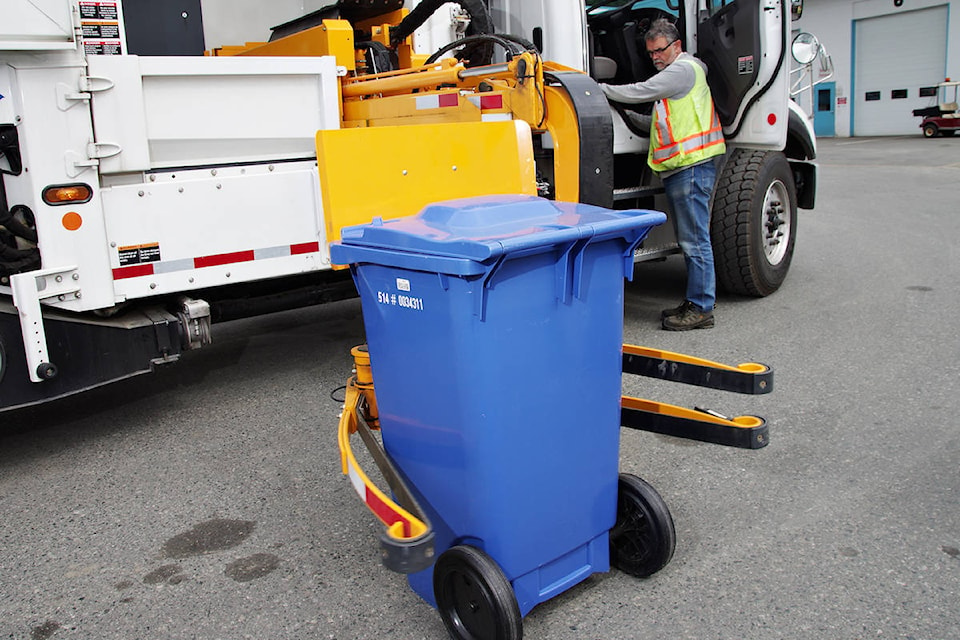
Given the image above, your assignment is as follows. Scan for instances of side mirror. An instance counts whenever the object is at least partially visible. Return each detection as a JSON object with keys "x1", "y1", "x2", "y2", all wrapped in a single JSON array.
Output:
[
  {"x1": 791, "y1": 32, "x2": 819, "y2": 65},
  {"x1": 791, "y1": 0, "x2": 804, "y2": 21}
]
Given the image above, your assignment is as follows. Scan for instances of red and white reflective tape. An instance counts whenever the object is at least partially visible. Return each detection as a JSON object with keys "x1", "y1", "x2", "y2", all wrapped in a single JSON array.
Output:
[
  {"x1": 345, "y1": 453, "x2": 416, "y2": 538},
  {"x1": 467, "y1": 93, "x2": 511, "y2": 121},
  {"x1": 414, "y1": 92, "x2": 508, "y2": 120},
  {"x1": 466, "y1": 94, "x2": 505, "y2": 111},
  {"x1": 415, "y1": 93, "x2": 459, "y2": 110},
  {"x1": 112, "y1": 241, "x2": 320, "y2": 280},
  {"x1": 338, "y1": 384, "x2": 429, "y2": 542}
]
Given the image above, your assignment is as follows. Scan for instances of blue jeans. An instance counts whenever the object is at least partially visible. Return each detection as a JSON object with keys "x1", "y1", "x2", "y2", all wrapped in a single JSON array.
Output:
[{"x1": 661, "y1": 161, "x2": 717, "y2": 312}]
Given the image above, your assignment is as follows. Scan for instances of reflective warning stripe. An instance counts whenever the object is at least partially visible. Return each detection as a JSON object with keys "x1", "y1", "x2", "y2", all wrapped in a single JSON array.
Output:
[
  {"x1": 113, "y1": 263, "x2": 154, "y2": 280},
  {"x1": 338, "y1": 382, "x2": 429, "y2": 541},
  {"x1": 415, "y1": 93, "x2": 459, "y2": 110},
  {"x1": 651, "y1": 102, "x2": 724, "y2": 164},
  {"x1": 466, "y1": 94, "x2": 505, "y2": 111},
  {"x1": 344, "y1": 450, "x2": 415, "y2": 538},
  {"x1": 466, "y1": 93, "x2": 511, "y2": 121},
  {"x1": 112, "y1": 241, "x2": 320, "y2": 280},
  {"x1": 653, "y1": 99, "x2": 674, "y2": 157},
  {"x1": 194, "y1": 249, "x2": 254, "y2": 269}
]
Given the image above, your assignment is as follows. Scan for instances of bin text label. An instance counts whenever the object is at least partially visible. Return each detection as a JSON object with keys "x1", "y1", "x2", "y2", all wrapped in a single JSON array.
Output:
[{"x1": 378, "y1": 290, "x2": 424, "y2": 312}]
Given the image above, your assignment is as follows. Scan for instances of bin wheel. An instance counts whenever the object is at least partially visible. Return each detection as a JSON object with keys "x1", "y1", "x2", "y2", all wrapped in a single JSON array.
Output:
[
  {"x1": 610, "y1": 473, "x2": 676, "y2": 578},
  {"x1": 433, "y1": 545, "x2": 523, "y2": 640}
]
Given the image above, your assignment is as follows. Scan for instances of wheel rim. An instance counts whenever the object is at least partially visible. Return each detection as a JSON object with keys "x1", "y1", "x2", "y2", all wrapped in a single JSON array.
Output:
[
  {"x1": 442, "y1": 566, "x2": 500, "y2": 638},
  {"x1": 761, "y1": 178, "x2": 791, "y2": 266},
  {"x1": 612, "y1": 498, "x2": 658, "y2": 569},
  {"x1": 610, "y1": 474, "x2": 675, "y2": 578}
]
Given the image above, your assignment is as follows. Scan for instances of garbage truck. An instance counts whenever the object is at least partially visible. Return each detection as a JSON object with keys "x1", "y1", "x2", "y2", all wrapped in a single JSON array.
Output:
[{"x1": 0, "y1": 0, "x2": 821, "y2": 411}]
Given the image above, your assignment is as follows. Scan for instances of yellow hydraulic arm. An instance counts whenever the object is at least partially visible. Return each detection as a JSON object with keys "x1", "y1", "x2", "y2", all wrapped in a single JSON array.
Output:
[{"x1": 210, "y1": 15, "x2": 613, "y2": 207}]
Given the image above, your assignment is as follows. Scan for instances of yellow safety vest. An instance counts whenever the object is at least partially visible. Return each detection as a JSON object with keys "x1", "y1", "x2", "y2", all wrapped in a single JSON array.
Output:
[{"x1": 649, "y1": 59, "x2": 726, "y2": 172}]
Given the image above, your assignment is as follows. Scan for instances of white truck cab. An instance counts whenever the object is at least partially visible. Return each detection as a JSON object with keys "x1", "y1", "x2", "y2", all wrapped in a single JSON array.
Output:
[{"x1": 476, "y1": 0, "x2": 818, "y2": 297}]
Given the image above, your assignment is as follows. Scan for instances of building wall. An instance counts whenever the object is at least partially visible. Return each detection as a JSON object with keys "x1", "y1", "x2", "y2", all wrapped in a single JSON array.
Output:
[{"x1": 793, "y1": 0, "x2": 958, "y2": 137}]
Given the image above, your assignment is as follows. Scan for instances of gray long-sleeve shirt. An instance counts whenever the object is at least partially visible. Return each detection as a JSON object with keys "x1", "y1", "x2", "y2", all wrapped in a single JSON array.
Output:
[
  {"x1": 599, "y1": 52, "x2": 705, "y2": 104},
  {"x1": 599, "y1": 53, "x2": 712, "y2": 175}
]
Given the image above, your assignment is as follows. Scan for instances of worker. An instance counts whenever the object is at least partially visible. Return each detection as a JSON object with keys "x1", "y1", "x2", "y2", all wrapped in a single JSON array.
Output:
[{"x1": 599, "y1": 19, "x2": 726, "y2": 331}]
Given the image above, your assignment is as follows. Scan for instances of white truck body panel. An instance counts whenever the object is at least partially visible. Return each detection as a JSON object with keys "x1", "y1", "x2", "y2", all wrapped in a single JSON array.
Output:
[
  {"x1": 103, "y1": 161, "x2": 328, "y2": 302},
  {"x1": 487, "y1": 0, "x2": 590, "y2": 71},
  {"x1": 0, "y1": 65, "x2": 18, "y2": 138},
  {"x1": 89, "y1": 55, "x2": 341, "y2": 173},
  {"x1": 1, "y1": 0, "x2": 76, "y2": 50},
  {"x1": 2, "y1": 50, "x2": 340, "y2": 313},
  {"x1": 2, "y1": 52, "x2": 116, "y2": 312}
]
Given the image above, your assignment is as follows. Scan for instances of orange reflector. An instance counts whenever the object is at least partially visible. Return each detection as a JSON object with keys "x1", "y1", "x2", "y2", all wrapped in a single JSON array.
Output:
[
  {"x1": 62, "y1": 212, "x2": 83, "y2": 231},
  {"x1": 43, "y1": 184, "x2": 93, "y2": 205}
]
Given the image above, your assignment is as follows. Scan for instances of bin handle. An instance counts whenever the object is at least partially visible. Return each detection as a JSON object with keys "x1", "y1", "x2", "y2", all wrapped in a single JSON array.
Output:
[
  {"x1": 338, "y1": 347, "x2": 435, "y2": 573},
  {"x1": 556, "y1": 237, "x2": 590, "y2": 304}
]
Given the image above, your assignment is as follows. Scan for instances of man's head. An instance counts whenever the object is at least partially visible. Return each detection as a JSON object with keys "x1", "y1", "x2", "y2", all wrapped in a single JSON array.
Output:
[{"x1": 645, "y1": 18, "x2": 682, "y2": 71}]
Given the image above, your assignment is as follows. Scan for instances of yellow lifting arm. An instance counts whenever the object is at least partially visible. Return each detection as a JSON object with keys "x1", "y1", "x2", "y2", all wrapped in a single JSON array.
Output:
[{"x1": 337, "y1": 346, "x2": 435, "y2": 573}]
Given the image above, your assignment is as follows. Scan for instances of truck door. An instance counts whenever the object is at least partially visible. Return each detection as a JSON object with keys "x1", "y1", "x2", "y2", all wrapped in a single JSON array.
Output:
[
  {"x1": 485, "y1": 0, "x2": 589, "y2": 71},
  {"x1": 695, "y1": 0, "x2": 788, "y2": 146}
]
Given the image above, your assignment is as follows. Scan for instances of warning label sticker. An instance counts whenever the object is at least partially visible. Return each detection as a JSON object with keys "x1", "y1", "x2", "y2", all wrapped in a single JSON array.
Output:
[
  {"x1": 82, "y1": 23, "x2": 121, "y2": 39},
  {"x1": 738, "y1": 55, "x2": 755, "y2": 75},
  {"x1": 118, "y1": 243, "x2": 161, "y2": 266},
  {"x1": 79, "y1": 1, "x2": 118, "y2": 20},
  {"x1": 79, "y1": 1, "x2": 124, "y2": 55}
]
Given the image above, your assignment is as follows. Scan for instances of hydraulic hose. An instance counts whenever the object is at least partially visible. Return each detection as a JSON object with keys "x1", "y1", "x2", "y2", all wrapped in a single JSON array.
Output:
[
  {"x1": 390, "y1": 0, "x2": 494, "y2": 47},
  {"x1": 391, "y1": 0, "x2": 495, "y2": 66}
]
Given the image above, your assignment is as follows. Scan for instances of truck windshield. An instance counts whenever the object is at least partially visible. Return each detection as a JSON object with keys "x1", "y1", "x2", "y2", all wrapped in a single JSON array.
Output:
[{"x1": 587, "y1": 1, "x2": 676, "y2": 15}]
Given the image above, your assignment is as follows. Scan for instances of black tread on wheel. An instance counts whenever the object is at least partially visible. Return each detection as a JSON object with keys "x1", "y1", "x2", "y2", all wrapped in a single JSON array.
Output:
[
  {"x1": 610, "y1": 473, "x2": 676, "y2": 578},
  {"x1": 433, "y1": 545, "x2": 522, "y2": 640},
  {"x1": 711, "y1": 149, "x2": 798, "y2": 297}
]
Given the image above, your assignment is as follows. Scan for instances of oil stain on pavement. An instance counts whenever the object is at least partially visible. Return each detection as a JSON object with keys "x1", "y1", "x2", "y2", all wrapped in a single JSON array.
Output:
[
  {"x1": 139, "y1": 518, "x2": 280, "y2": 586},
  {"x1": 30, "y1": 621, "x2": 60, "y2": 640},
  {"x1": 142, "y1": 563, "x2": 187, "y2": 585},
  {"x1": 224, "y1": 553, "x2": 280, "y2": 582},
  {"x1": 162, "y1": 518, "x2": 256, "y2": 558}
]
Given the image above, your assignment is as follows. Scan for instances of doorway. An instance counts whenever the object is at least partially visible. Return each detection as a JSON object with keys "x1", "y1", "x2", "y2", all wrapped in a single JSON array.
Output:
[{"x1": 814, "y1": 81, "x2": 835, "y2": 137}]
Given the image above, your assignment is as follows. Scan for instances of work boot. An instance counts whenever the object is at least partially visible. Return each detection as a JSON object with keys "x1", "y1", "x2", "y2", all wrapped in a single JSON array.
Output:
[
  {"x1": 661, "y1": 304, "x2": 715, "y2": 331},
  {"x1": 660, "y1": 299, "x2": 694, "y2": 320}
]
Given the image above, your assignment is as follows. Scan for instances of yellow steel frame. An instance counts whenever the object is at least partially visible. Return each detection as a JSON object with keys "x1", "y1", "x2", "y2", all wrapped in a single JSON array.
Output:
[
  {"x1": 317, "y1": 119, "x2": 537, "y2": 244},
  {"x1": 210, "y1": 13, "x2": 594, "y2": 225},
  {"x1": 338, "y1": 346, "x2": 429, "y2": 543}
]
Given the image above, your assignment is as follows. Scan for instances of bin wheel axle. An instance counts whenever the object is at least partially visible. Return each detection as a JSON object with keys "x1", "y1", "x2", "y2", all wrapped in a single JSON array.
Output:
[
  {"x1": 610, "y1": 473, "x2": 676, "y2": 578},
  {"x1": 434, "y1": 545, "x2": 523, "y2": 640}
]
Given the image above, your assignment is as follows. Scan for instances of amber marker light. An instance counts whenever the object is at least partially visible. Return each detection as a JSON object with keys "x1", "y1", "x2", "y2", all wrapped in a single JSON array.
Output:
[
  {"x1": 42, "y1": 184, "x2": 93, "y2": 205},
  {"x1": 61, "y1": 212, "x2": 83, "y2": 231}
]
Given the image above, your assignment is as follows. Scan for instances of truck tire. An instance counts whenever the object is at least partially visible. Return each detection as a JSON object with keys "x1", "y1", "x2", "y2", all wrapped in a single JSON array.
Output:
[{"x1": 711, "y1": 149, "x2": 797, "y2": 297}]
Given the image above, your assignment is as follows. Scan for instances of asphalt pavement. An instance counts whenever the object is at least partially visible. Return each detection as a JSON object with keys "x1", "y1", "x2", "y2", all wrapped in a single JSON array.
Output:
[{"x1": 1, "y1": 135, "x2": 958, "y2": 639}]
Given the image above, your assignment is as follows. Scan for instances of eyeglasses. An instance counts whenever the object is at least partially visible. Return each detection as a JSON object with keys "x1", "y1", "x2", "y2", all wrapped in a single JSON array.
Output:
[{"x1": 647, "y1": 39, "x2": 678, "y2": 57}]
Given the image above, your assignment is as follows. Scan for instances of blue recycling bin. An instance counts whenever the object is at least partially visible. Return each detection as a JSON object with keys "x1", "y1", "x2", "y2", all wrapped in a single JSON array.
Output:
[{"x1": 330, "y1": 195, "x2": 665, "y2": 621}]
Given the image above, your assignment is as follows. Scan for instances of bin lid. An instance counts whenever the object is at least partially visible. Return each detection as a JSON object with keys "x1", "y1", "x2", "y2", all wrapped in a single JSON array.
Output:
[{"x1": 334, "y1": 195, "x2": 666, "y2": 262}]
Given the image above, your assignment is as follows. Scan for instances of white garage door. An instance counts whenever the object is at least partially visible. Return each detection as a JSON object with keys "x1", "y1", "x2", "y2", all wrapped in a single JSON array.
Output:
[{"x1": 854, "y1": 5, "x2": 949, "y2": 136}]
